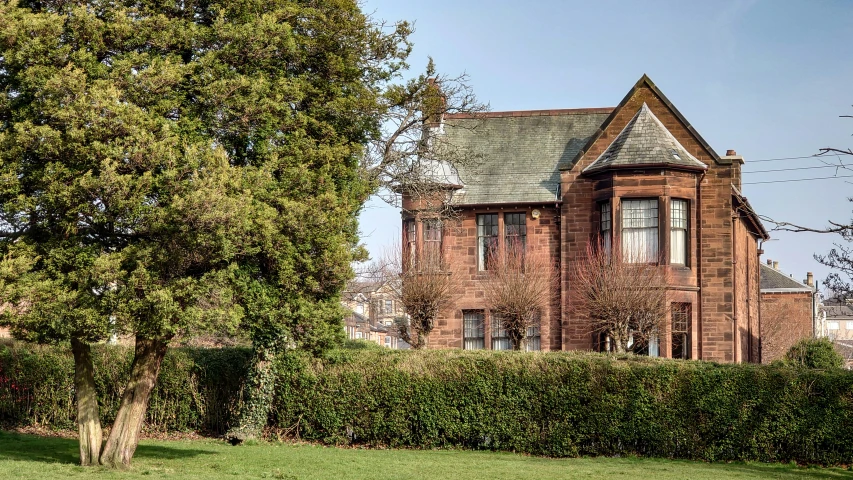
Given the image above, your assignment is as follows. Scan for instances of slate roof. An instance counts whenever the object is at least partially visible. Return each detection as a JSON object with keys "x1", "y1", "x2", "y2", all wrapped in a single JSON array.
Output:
[
  {"x1": 759, "y1": 264, "x2": 813, "y2": 292},
  {"x1": 442, "y1": 109, "x2": 611, "y2": 205},
  {"x1": 822, "y1": 299, "x2": 853, "y2": 320},
  {"x1": 583, "y1": 103, "x2": 707, "y2": 174}
]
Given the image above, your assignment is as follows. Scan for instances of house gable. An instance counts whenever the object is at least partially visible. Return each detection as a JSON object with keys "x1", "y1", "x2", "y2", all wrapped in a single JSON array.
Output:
[{"x1": 565, "y1": 74, "x2": 725, "y2": 173}]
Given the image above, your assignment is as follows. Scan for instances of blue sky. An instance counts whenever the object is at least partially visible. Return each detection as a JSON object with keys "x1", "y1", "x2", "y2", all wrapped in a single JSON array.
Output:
[{"x1": 358, "y1": 0, "x2": 853, "y2": 292}]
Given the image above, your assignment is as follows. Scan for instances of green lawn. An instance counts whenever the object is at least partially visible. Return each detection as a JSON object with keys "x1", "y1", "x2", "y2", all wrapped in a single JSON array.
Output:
[{"x1": 0, "y1": 431, "x2": 851, "y2": 479}]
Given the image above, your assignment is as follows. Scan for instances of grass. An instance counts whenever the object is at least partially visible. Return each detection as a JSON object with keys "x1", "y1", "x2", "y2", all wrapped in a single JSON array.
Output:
[{"x1": 1, "y1": 431, "x2": 852, "y2": 479}]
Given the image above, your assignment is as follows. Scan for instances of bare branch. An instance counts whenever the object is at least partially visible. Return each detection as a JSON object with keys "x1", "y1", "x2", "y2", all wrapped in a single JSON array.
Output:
[
  {"x1": 481, "y1": 241, "x2": 556, "y2": 351},
  {"x1": 379, "y1": 234, "x2": 461, "y2": 349},
  {"x1": 570, "y1": 239, "x2": 671, "y2": 353}
]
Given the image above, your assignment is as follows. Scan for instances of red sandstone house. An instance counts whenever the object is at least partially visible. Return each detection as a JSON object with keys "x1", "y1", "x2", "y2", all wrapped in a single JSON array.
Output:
[
  {"x1": 758, "y1": 260, "x2": 817, "y2": 363},
  {"x1": 401, "y1": 75, "x2": 774, "y2": 363}
]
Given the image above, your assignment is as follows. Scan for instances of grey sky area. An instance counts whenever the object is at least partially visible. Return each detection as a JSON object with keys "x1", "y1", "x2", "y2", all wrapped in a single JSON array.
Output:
[{"x1": 358, "y1": 0, "x2": 853, "y2": 293}]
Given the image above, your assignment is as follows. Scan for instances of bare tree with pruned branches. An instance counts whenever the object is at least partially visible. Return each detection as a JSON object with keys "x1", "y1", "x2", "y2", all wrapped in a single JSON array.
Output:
[
  {"x1": 482, "y1": 242, "x2": 557, "y2": 351},
  {"x1": 760, "y1": 295, "x2": 813, "y2": 363},
  {"x1": 380, "y1": 234, "x2": 460, "y2": 349},
  {"x1": 571, "y1": 240, "x2": 671, "y2": 354}
]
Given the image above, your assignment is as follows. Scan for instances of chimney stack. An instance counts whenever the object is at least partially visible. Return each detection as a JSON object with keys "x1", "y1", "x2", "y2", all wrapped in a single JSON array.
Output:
[
  {"x1": 773, "y1": 261, "x2": 779, "y2": 270},
  {"x1": 722, "y1": 149, "x2": 744, "y2": 190},
  {"x1": 806, "y1": 272, "x2": 814, "y2": 287}
]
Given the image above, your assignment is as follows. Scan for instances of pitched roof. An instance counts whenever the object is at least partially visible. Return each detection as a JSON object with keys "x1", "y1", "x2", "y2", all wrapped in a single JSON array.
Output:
[
  {"x1": 760, "y1": 264, "x2": 813, "y2": 292},
  {"x1": 583, "y1": 103, "x2": 707, "y2": 174},
  {"x1": 822, "y1": 299, "x2": 853, "y2": 320},
  {"x1": 731, "y1": 185, "x2": 770, "y2": 240},
  {"x1": 442, "y1": 109, "x2": 611, "y2": 205},
  {"x1": 564, "y1": 74, "x2": 724, "y2": 171}
]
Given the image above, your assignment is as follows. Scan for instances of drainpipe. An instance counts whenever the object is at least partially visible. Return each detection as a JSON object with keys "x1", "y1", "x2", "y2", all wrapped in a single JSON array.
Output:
[{"x1": 732, "y1": 215, "x2": 739, "y2": 363}]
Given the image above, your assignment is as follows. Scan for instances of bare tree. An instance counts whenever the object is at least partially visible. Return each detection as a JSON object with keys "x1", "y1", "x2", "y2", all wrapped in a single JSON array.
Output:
[
  {"x1": 381, "y1": 236, "x2": 460, "y2": 349},
  {"x1": 361, "y1": 58, "x2": 488, "y2": 219},
  {"x1": 759, "y1": 295, "x2": 813, "y2": 363},
  {"x1": 571, "y1": 240, "x2": 671, "y2": 354},
  {"x1": 482, "y1": 242, "x2": 557, "y2": 350}
]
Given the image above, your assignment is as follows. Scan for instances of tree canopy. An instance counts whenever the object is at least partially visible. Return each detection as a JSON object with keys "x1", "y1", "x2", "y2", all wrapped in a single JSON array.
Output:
[{"x1": 0, "y1": 0, "x2": 414, "y2": 467}]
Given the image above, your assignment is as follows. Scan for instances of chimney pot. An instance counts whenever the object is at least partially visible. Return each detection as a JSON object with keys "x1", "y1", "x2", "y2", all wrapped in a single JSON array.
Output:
[
  {"x1": 726, "y1": 149, "x2": 737, "y2": 156},
  {"x1": 807, "y1": 272, "x2": 814, "y2": 287},
  {"x1": 766, "y1": 259, "x2": 772, "y2": 266},
  {"x1": 773, "y1": 261, "x2": 779, "y2": 270}
]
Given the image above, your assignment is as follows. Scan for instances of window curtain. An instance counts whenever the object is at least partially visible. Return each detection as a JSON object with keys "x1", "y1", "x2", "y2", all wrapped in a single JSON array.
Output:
[
  {"x1": 671, "y1": 199, "x2": 688, "y2": 264},
  {"x1": 463, "y1": 311, "x2": 485, "y2": 350},
  {"x1": 477, "y1": 214, "x2": 498, "y2": 270},
  {"x1": 491, "y1": 315, "x2": 512, "y2": 351},
  {"x1": 526, "y1": 324, "x2": 541, "y2": 351},
  {"x1": 622, "y1": 199, "x2": 659, "y2": 262}
]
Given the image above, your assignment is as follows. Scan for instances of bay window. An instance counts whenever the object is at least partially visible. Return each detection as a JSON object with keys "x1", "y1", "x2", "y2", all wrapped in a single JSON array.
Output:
[
  {"x1": 671, "y1": 199, "x2": 688, "y2": 265},
  {"x1": 404, "y1": 220, "x2": 416, "y2": 267},
  {"x1": 424, "y1": 219, "x2": 442, "y2": 261},
  {"x1": 622, "y1": 199, "x2": 659, "y2": 263},
  {"x1": 600, "y1": 201, "x2": 612, "y2": 254}
]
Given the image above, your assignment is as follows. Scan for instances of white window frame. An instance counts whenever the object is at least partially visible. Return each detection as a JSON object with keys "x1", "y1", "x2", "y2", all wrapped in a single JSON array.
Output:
[
  {"x1": 463, "y1": 310, "x2": 485, "y2": 350},
  {"x1": 671, "y1": 199, "x2": 688, "y2": 265},
  {"x1": 600, "y1": 201, "x2": 612, "y2": 255},
  {"x1": 621, "y1": 199, "x2": 659, "y2": 263},
  {"x1": 477, "y1": 214, "x2": 499, "y2": 271}
]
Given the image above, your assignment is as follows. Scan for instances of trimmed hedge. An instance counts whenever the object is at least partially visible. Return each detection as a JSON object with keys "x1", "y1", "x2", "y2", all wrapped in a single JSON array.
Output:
[
  {"x1": 2, "y1": 341, "x2": 853, "y2": 464},
  {"x1": 0, "y1": 340, "x2": 250, "y2": 433},
  {"x1": 272, "y1": 350, "x2": 853, "y2": 464}
]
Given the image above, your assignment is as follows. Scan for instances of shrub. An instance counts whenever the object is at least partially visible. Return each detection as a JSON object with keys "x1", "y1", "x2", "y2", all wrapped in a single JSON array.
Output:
[
  {"x1": 270, "y1": 350, "x2": 853, "y2": 465},
  {"x1": 3, "y1": 342, "x2": 853, "y2": 465},
  {"x1": 0, "y1": 341, "x2": 250, "y2": 434},
  {"x1": 785, "y1": 338, "x2": 843, "y2": 369}
]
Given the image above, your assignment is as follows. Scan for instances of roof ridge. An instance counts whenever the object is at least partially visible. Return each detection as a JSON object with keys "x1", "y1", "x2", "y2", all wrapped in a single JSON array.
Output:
[
  {"x1": 445, "y1": 107, "x2": 613, "y2": 119},
  {"x1": 759, "y1": 263, "x2": 813, "y2": 291}
]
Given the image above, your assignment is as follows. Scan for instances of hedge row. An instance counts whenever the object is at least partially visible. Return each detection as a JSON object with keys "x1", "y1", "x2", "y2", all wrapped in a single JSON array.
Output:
[
  {"x1": 2, "y1": 341, "x2": 853, "y2": 464},
  {"x1": 0, "y1": 340, "x2": 250, "y2": 433}
]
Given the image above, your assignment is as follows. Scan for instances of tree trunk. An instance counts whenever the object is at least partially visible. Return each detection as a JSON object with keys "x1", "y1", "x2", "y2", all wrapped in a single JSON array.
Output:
[
  {"x1": 71, "y1": 338, "x2": 102, "y2": 467},
  {"x1": 225, "y1": 345, "x2": 277, "y2": 445},
  {"x1": 100, "y1": 336, "x2": 168, "y2": 469}
]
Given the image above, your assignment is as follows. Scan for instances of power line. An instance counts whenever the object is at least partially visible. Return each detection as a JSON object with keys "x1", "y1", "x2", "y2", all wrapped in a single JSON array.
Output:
[
  {"x1": 746, "y1": 155, "x2": 823, "y2": 163},
  {"x1": 743, "y1": 174, "x2": 853, "y2": 185}
]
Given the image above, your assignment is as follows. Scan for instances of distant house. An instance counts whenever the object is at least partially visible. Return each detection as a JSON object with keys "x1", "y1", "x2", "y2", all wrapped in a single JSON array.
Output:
[
  {"x1": 400, "y1": 74, "x2": 768, "y2": 363},
  {"x1": 821, "y1": 298, "x2": 853, "y2": 341},
  {"x1": 342, "y1": 280, "x2": 408, "y2": 349},
  {"x1": 759, "y1": 260, "x2": 817, "y2": 363}
]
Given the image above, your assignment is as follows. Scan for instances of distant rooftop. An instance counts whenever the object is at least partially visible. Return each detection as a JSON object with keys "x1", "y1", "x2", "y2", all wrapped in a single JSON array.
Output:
[{"x1": 759, "y1": 263, "x2": 813, "y2": 293}]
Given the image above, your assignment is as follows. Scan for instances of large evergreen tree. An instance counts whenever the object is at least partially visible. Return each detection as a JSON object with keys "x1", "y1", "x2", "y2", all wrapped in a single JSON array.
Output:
[{"x1": 0, "y1": 0, "x2": 411, "y2": 467}]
